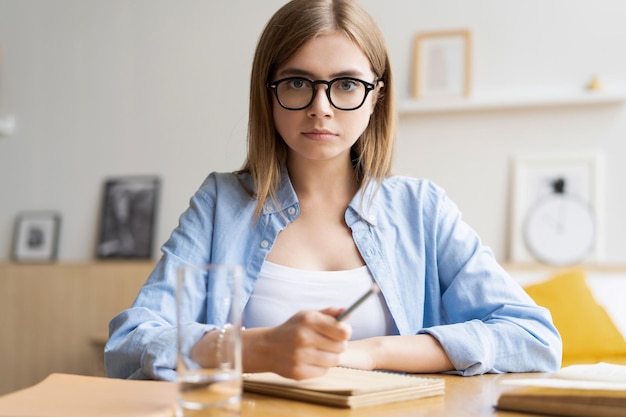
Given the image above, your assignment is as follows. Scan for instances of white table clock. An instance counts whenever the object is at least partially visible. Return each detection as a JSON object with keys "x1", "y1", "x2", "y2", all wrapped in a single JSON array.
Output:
[{"x1": 523, "y1": 178, "x2": 595, "y2": 266}]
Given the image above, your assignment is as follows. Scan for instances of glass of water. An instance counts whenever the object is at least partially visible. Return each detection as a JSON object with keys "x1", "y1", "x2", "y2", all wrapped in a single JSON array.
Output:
[{"x1": 176, "y1": 263, "x2": 243, "y2": 417}]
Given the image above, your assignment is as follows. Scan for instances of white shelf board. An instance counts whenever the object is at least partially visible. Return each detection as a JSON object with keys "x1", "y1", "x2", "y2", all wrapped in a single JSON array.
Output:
[{"x1": 398, "y1": 88, "x2": 626, "y2": 115}]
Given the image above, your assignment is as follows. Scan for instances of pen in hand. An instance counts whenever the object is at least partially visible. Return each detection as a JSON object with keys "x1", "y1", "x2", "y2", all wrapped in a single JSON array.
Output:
[{"x1": 336, "y1": 283, "x2": 380, "y2": 321}]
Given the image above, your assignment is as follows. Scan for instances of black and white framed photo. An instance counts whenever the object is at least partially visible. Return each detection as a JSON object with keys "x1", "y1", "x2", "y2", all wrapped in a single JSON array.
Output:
[
  {"x1": 96, "y1": 176, "x2": 160, "y2": 259},
  {"x1": 509, "y1": 153, "x2": 604, "y2": 265},
  {"x1": 412, "y1": 30, "x2": 472, "y2": 99},
  {"x1": 12, "y1": 211, "x2": 61, "y2": 262}
]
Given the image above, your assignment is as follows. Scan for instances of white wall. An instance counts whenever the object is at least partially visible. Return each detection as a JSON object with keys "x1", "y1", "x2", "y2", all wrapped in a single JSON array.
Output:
[{"x1": 1, "y1": 0, "x2": 625, "y2": 263}]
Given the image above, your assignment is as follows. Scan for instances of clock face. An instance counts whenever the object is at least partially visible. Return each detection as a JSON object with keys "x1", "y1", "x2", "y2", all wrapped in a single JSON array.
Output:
[{"x1": 524, "y1": 194, "x2": 595, "y2": 265}]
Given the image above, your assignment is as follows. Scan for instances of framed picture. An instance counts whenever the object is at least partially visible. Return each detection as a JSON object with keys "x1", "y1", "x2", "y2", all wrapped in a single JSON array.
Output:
[
  {"x1": 509, "y1": 153, "x2": 604, "y2": 264},
  {"x1": 412, "y1": 30, "x2": 472, "y2": 99},
  {"x1": 12, "y1": 211, "x2": 61, "y2": 262},
  {"x1": 96, "y1": 176, "x2": 160, "y2": 259}
]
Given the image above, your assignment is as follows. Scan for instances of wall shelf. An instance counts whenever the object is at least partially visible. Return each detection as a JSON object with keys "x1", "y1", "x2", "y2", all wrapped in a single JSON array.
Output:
[{"x1": 398, "y1": 88, "x2": 626, "y2": 115}]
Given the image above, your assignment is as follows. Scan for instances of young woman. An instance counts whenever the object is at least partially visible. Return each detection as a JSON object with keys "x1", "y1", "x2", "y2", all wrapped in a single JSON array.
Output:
[{"x1": 105, "y1": 0, "x2": 561, "y2": 381}]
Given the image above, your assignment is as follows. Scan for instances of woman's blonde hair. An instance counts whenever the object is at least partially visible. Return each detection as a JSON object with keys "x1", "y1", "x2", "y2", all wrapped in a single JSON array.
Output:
[{"x1": 240, "y1": 0, "x2": 396, "y2": 217}]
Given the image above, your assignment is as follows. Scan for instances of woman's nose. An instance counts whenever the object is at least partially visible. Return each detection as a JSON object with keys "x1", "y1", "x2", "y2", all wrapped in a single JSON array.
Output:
[{"x1": 307, "y1": 85, "x2": 333, "y2": 117}]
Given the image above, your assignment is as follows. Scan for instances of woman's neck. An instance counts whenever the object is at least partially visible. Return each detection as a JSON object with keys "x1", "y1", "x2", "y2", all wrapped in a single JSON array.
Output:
[{"x1": 287, "y1": 155, "x2": 358, "y2": 202}]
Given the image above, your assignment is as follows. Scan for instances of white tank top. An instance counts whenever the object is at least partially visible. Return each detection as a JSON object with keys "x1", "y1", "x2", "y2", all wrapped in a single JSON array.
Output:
[{"x1": 244, "y1": 261, "x2": 395, "y2": 340}]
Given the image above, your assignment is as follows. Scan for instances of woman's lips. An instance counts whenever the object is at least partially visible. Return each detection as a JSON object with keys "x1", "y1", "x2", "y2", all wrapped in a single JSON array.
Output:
[{"x1": 302, "y1": 129, "x2": 337, "y2": 141}]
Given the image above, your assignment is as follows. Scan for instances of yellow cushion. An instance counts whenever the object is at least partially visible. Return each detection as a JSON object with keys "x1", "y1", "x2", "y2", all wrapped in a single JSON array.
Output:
[{"x1": 524, "y1": 269, "x2": 626, "y2": 359}]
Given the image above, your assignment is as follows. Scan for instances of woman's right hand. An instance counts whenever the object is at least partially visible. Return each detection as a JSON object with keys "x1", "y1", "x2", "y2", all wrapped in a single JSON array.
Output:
[{"x1": 242, "y1": 307, "x2": 352, "y2": 380}]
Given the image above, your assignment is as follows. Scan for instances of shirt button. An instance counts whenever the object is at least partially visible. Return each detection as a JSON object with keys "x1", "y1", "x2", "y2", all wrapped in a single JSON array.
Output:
[
  {"x1": 260, "y1": 240, "x2": 269, "y2": 249},
  {"x1": 287, "y1": 207, "x2": 296, "y2": 215}
]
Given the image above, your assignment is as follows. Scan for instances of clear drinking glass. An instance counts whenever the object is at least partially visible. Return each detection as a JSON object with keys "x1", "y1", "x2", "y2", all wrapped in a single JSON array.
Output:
[{"x1": 176, "y1": 263, "x2": 243, "y2": 417}]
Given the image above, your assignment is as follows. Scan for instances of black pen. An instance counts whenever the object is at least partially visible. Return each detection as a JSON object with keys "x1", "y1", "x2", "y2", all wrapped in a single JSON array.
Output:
[{"x1": 336, "y1": 283, "x2": 380, "y2": 321}]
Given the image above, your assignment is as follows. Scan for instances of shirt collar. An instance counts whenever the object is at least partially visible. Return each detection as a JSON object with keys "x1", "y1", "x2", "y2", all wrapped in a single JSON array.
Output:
[
  {"x1": 261, "y1": 166, "x2": 299, "y2": 215},
  {"x1": 261, "y1": 166, "x2": 380, "y2": 227},
  {"x1": 347, "y1": 179, "x2": 379, "y2": 227}
]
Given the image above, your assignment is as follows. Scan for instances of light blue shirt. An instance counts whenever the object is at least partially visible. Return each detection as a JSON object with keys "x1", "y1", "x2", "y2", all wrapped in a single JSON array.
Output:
[{"x1": 105, "y1": 169, "x2": 562, "y2": 380}]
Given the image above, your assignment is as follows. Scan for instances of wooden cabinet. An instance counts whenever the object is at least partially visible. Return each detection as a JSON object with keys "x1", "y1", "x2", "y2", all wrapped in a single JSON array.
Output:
[{"x1": 0, "y1": 262, "x2": 154, "y2": 395}]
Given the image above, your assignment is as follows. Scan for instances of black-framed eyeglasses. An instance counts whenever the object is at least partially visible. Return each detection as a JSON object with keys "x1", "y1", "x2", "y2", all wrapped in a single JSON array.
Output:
[{"x1": 267, "y1": 77, "x2": 377, "y2": 111}]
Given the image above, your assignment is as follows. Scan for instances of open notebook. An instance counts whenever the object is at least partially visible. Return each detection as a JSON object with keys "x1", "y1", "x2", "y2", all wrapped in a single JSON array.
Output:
[{"x1": 243, "y1": 366, "x2": 445, "y2": 408}]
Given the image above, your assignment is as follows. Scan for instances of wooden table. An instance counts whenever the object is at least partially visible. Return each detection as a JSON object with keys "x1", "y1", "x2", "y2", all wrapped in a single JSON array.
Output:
[
  {"x1": 0, "y1": 371, "x2": 552, "y2": 416},
  {"x1": 239, "y1": 372, "x2": 549, "y2": 417}
]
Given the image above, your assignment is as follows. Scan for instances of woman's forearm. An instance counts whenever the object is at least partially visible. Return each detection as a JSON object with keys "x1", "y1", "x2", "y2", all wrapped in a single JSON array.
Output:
[{"x1": 342, "y1": 334, "x2": 454, "y2": 373}]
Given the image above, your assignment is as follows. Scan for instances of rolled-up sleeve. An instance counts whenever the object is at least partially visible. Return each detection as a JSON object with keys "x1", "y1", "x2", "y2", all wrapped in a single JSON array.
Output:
[{"x1": 419, "y1": 188, "x2": 562, "y2": 375}]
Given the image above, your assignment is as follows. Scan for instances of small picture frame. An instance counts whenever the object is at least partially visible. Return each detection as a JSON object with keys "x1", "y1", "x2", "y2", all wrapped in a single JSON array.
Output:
[
  {"x1": 96, "y1": 176, "x2": 160, "y2": 259},
  {"x1": 12, "y1": 211, "x2": 61, "y2": 262},
  {"x1": 412, "y1": 30, "x2": 472, "y2": 99},
  {"x1": 509, "y1": 153, "x2": 604, "y2": 264}
]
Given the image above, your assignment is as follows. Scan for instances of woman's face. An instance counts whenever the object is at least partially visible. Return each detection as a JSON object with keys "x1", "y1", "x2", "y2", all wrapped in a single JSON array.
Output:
[{"x1": 271, "y1": 32, "x2": 381, "y2": 166}]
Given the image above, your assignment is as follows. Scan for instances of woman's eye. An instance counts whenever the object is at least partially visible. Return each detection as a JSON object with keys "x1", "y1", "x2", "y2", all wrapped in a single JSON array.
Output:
[
  {"x1": 288, "y1": 79, "x2": 308, "y2": 89},
  {"x1": 337, "y1": 79, "x2": 358, "y2": 92}
]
